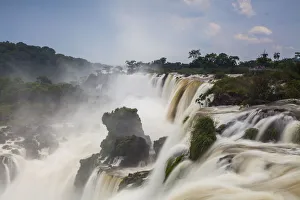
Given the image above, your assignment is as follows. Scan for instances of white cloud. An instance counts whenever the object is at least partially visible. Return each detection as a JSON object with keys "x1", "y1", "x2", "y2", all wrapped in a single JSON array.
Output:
[
  {"x1": 249, "y1": 26, "x2": 272, "y2": 35},
  {"x1": 183, "y1": 0, "x2": 211, "y2": 10},
  {"x1": 232, "y1": 0, "x2": 255, "y2": 17},
  {"x1": 235, "y1": 33, "x2": 272, "y2": 44},
  {"x1": 205, "y1": 22, "x2": 221, "y2": 36}
]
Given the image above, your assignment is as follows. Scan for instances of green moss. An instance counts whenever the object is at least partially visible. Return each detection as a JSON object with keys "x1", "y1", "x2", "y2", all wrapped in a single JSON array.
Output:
[
  {"x1": 164, "y1": 155, "x2": 185, "y2": 182},
  {"x1": 182, "y1": 116, "x2": 190, "y2": 124},
  {"x1": 260, "y1": 128, "x2": 280, "y2": 143},
  {"x1": 189, "y1": 116, "x2": 217, "y2": 161},
  {"x1": 243, "y1": 128, "x2": 259, "y2": 140}
]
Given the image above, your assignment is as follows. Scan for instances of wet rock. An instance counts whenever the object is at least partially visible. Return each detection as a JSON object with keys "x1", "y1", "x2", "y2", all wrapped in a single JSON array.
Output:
[
  {"x1": 112, "y1": 135, "x2": 149, "y2": 167},
  {"x1": 243, "y1": 128, "x2": 259, "y2": 140},
  {"x1": 153, "y1": 137, "x2": 167, "y2": 157},
  {"x1": 74, "y1": 153, "x2": 101, "y2": 190},
  {"x1": 118, "y1": 170, "x2": 150, "y2": 191},
  {"x1": 100, "y1": 107, "x2": 151, "y2": 166}
]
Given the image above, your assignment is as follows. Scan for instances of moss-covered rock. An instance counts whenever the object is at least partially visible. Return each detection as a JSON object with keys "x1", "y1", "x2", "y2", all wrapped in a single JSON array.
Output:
[
  {"x1": 153, "y1": 137, "x2": 167, "y2": 157},
  {"x1": 164, "y1": 154, "x2": 185, "y2": 182},
  {"x1": 243, "y1": 128, "x2": 259, "y2": 140},
  {"x1": 260, "y1": 127, "x2": 280, "y2": 143},
  {"x1": 216, "y1": 124, "x2": 227, "y2": 135},
  {"x1": 118, "y1": 170, "x2": 150, "y2": 191},
  {"x1": 189, "y1": 116, "x2": 217, "y2": 161},
  {"x1": 182, "y1": 116, "x2": 190, "y2": 124}
]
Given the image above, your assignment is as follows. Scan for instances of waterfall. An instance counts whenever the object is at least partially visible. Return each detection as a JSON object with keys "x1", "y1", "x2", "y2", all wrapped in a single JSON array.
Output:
[{"x1": 1, "y1": 73, "x2": 300, "y2": 200}]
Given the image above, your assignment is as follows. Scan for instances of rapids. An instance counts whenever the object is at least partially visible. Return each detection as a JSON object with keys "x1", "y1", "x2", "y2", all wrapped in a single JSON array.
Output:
[{"x1": 0, "y1": 73, "x2": 300, "y2": 200}]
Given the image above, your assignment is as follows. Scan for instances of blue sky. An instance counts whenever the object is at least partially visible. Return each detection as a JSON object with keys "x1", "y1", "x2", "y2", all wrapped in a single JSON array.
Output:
[{"x1": 1, "y1": 0, "x2": 299, "y2": 65}]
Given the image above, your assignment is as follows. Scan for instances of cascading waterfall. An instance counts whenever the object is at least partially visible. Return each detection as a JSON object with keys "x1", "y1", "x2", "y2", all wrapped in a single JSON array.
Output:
[{"x1": 1, "y1": 73, "x2": 300, "y2": 200}]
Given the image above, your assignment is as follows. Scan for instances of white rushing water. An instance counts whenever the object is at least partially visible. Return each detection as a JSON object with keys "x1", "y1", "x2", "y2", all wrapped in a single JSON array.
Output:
[{"x1": 0, "y1": 73, "x2": 300, "y2": 200}]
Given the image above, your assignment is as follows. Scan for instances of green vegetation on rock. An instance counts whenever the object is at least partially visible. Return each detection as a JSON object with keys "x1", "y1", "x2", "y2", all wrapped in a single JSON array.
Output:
[
  {"x1": 189, "y1": 116, "x2": 217, "y2": 161},
  {"x1": 243, "y1": 128, "x2": 259, "y2": 140},
  {"x1": 260, "y1": 127, "x2": 280, "y2": 143},
  {"x1": 164, "y1": 154, "x2": 185, "y2": 182}
]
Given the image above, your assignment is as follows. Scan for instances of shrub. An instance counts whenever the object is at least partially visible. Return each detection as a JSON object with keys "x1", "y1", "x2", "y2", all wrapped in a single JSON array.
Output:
[{"x1": 189, "y1": 116, "x2": 217, "y2": 161}]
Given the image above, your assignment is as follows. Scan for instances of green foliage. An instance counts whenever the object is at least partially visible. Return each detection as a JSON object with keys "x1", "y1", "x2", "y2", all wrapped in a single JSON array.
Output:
[
  {"x1": 201, "y1": 71, "x2": 300, "y2": 106},
  {"x1": 0, "y1": 41, "x2": 101, "y2": 81},
  {"x1": 243, "y1": 128, "x2": 259, "y2": 140},
  {"x1": 164, "y1": 154, "x2": 185, "y2": 182},
  {"x1": 0, "y1": 76, "x2": 85, "y2": 124},
  {"x1": 189, "y1": 116, "x2": 217, "y2": 161},
  {"x1": 214, "y1": 72, "x2": 227, "y2": 79}
]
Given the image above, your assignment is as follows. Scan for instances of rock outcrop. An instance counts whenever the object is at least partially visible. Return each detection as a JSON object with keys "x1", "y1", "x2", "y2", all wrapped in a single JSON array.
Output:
[
  {"x1": 118, "y1": 170, "x2": 150, "y2": 191},
  {"x1": 153, "y1": 137, "x2": 167, "y2": 157},
  {"x1": 100, "y1": 107, "x2": 151, "y2": 166}
]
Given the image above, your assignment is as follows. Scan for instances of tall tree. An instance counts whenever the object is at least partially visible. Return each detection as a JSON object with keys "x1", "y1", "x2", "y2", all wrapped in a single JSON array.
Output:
[{"x1": 188, "y1": 49, "x2": 201, "y2": 60}]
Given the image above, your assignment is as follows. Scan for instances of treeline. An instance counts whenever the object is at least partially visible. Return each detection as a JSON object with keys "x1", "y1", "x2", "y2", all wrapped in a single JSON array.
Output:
[
  {"x1": 126, "y1": 50, "x2": 300, "y2": 75},
  {"x1": 0, "y1": 76, "x2": 85, "y2": 125},
  {"x1": 0, "y1": 42, "x2": 107, "y2": 82}
]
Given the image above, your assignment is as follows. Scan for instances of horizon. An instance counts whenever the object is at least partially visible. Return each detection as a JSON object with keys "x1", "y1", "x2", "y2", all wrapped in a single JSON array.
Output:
[{"x1": 1, "y1": 0, "x2": 299, "y2": 65}]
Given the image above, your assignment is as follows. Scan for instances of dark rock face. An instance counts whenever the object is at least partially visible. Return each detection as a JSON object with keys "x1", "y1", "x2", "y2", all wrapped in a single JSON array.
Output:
[
  {"x1": 102, "y1": 107, "x2": 145, "y2": 139},
  {"x1": 113, "y1": 135, "x2": 149, "y2": 167},
  {"x1": 118, "y1": 170, "x2": 150, "y2": 191},
  {"x1": 153, "y1": 137, "x2": 167, "y2": 157},
  {"x1": 74, "y1": 107, "x2": 151, "y2": 192},
  {"x1": 74, "y1": 153, "x2": 101, "y2": 191},
  {"x1": 100, "y1": 107, "x2": 151, "y2": 166}
]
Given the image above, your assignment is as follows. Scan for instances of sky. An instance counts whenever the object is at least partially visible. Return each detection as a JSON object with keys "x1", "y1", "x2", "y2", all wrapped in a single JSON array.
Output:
[{"x1": 1, "y1": 0, "x2": 299, "y2": 65}]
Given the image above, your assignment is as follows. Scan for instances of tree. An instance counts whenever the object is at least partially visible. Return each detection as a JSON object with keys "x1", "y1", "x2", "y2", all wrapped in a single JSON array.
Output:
[
  {"x1": 273, "y1": 52, "x2": 280, "y2": 60},
  {"x1": 188, "y1": 49, "x2": 201, "y2": 60},
  {"x1": 229, "y1": 56, "x2": 240, "y2": 67},
  {"x1": 160, "y1": 57, "x2": 167, "y2": 65}
]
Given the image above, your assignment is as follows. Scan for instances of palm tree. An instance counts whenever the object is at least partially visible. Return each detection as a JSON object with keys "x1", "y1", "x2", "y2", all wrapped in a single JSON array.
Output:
[{"x1": 273, "y1": 52, "x2": 280, "y2": 60}]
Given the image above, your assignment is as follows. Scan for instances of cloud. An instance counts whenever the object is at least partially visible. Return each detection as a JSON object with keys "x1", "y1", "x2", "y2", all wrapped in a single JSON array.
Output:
[
  {"x1": 205, "y1": 22, "x2": 221, "y2": 36},
  {"x1": 235, "y1": 25, "x2": 273, "y2": 44},
  {"x1": 235, "y1": 33, "x2": 272, "y2": 44},
  {"x1": 183, "y1": 0, "x2": 211, "y2": 10},
  {"x1": 249, "y1": 26, "x2": 272, "y2": 35},
  {"x1": 232, "y1": 0, "x2": 255, "y2": 17}
]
